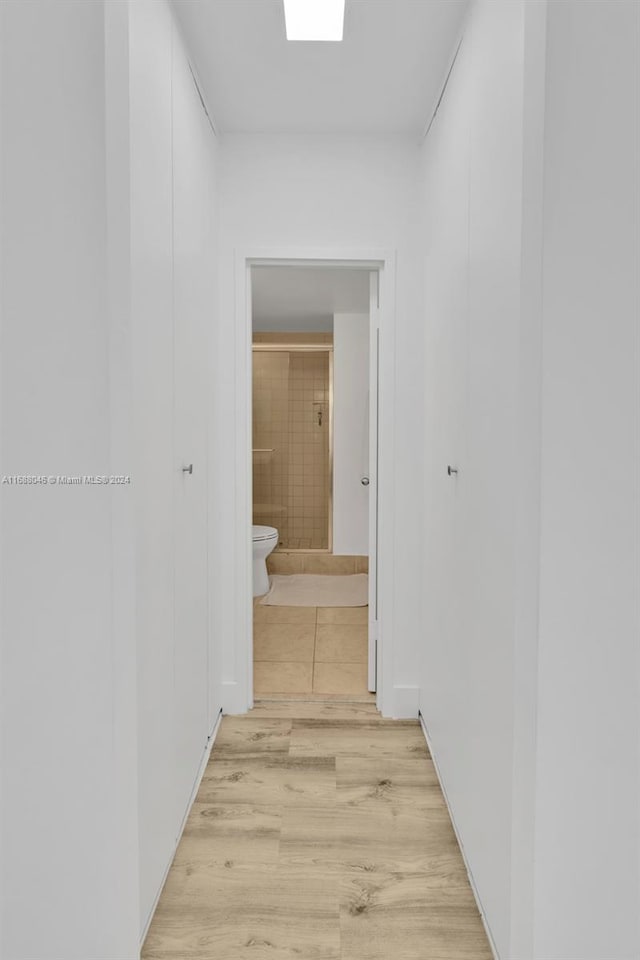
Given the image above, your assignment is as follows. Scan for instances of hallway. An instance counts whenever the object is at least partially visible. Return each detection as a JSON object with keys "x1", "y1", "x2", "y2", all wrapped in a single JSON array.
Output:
[
  {"x1": 1, "y1": 2, "x2": 638, "y2": 958},
  {"x1": 142, "y1": 703, "x2": 492, "y2": 959}
]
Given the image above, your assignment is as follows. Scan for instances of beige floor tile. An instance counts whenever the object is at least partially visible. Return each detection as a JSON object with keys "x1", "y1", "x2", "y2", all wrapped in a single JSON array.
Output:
[
  {"x1": 254, "y1": 604, "x2": 317, "y2": 624},
  {"x1": 289, "y1": 719, "x2": 429, "y2": 759},
  {"x1": 312, "y1": 661, "x2": 369, "y2": 696},
  {"x1": 315, "y1": 625, "x2": 368, "y2": 663},
  {"x1": 254, "y1": 660, "x2": 313, "y2": 694},
  {"x1": 253, "y1": 623, "x2": 315, "y2": 662},
  {"x1": 316, "y1": 606, "x2": 368, "y2": 625},
  {"x1": 302, "y1": 555, "x2": 356, "y2": 575}
]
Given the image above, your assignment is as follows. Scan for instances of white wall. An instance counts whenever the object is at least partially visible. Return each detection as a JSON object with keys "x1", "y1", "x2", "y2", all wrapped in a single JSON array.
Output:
[
  {"x1": 217, "y1": 135, "x2": 423, "y2": 716},
  {"x1": 333, "y1": 313, "x2": 369, "y2": 555},
  {"x1": 533, "y1": 4, "x2": 640, "y2": 957},
  {"x1": 0, "y1": 3, "x2": 139, "y2": 957},
  {"x1": 420, "y1": 2, "x2": 640, "y2": 959},
  {"x1": 0, "y1": 2, "x2": 221, "y2": 955},
  {"x1": 129, "y1": 0, "x2": 176, "y2": 934},
  {"x1": 129, "y1": 0, "x2": 220, "y2": 936},
  {"x1": 419, "y1": 4, "x2": 531, "y2": 956}
]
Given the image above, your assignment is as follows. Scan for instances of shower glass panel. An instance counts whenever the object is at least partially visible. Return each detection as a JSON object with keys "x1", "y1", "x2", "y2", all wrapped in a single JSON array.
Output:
[{"x1": 252, "y1": 347, "x2": 332, "y2": 550}]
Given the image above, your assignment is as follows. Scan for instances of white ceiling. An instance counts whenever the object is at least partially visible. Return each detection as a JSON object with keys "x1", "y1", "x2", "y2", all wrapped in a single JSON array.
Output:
[
  {"x1": 172, "y1": 0, "x2": 469, "y2": 134},
  {"x1": 252, "y1": 266, "x2": 370, "y2": 330}
]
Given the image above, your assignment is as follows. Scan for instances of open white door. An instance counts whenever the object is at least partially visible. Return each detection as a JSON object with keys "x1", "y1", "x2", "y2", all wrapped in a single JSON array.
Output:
[{"x1": 367, "y1": 271, "x2": 380, "y2": 692}]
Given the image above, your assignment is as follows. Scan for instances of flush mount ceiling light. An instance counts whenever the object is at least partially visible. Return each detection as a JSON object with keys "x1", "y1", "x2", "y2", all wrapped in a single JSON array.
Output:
[{"x1": 283, "y1": 0, "x2": 345, "y2": 41}]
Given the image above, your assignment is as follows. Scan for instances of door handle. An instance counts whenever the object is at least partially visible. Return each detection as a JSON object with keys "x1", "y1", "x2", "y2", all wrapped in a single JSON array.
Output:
[
  {"x1": 182, "y1": 464, "x2": 193, "y2": 475},
  {"x1": 447, "y1": 465, "x2": 458, "y2": 476},
  {"x1": 361, "y1": 476, "x2": 370, "y2": 486}
]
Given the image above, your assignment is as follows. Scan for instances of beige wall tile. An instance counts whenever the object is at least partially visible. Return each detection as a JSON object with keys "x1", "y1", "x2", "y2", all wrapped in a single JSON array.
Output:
[
  {"x1": 303, "y1": 555, "x2": 357, "y2": 575},
  {"x1": 267, "y1": 553, "x2": 304, "y2": 574},
  {"x1": 355, "y1": 556, "x2": 369, "y2": 574}
]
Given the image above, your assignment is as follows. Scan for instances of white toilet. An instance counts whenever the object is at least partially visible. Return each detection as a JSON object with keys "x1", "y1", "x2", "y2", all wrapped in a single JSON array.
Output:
[{"x1": 252, "y1": 525, "x2": 278, "y2": 597}]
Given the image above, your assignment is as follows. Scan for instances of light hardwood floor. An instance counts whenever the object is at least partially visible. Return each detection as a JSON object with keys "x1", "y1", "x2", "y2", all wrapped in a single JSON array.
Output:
[
  {"x1": 253, "y1": 603, "x2": 375, "y2": 700},
  {"x1": 142, "y1": 703, "x2": 492, "y2": 960}
]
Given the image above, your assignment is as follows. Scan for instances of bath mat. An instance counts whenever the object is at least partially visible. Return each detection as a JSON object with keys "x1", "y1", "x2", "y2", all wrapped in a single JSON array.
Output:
[{"x1": 261, "y1": 573, "x2": 368, "y2": 607}]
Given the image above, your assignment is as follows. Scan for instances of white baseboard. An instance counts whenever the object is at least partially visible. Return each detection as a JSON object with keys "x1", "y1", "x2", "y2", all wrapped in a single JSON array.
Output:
[
  {"x1": 139, "y1": 709, "x2": 223, "y2": 950},
  {"x1": 418, "y1": 711, "x2": 500, "y2": 960},
  {"x1": 221, "y1": 678, "x2": 251, "y2": 716},
  {"x1": 392, "y1": 684, "x2": 420, "y2": 718}
]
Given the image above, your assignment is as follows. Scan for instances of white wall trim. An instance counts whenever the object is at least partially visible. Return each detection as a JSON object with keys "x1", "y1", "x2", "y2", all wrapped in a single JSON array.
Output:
[
  {"x1": 221, "y1": 679, "x2": 246, "y2": 716},
  {"x1": 392, "y1": 684, "x2": 420, "y2": 719},
  {"x1": 419, "y1": 711, "x2": 500, "y2": 960},
  {"x1": 139, "y1": 708, "x2": 223, "y2": 947},
  {"x1": 233, "y1": 247, "x2": 397, "y2": 717}
]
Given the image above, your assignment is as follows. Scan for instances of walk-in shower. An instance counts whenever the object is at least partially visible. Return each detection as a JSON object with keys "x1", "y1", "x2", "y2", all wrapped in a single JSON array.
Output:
[{"x1": 252, "y1": 343, "x2": 333, "y2": 551}]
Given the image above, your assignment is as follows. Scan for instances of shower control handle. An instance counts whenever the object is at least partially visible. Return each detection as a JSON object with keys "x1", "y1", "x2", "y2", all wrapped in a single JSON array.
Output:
[{"x1": 361, "y1": 476, "x2": 370, "y2": 486}]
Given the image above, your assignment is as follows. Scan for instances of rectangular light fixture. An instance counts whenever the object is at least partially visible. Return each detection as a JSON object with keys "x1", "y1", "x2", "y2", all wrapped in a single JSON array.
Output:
[{"x1": 284, "y1": 0, "x2": 345, "y2": 41}]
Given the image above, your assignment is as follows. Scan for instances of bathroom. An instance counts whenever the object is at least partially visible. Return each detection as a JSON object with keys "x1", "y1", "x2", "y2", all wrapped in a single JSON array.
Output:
[{"x1": 250, "y1": 264, "x2": 375, "y2": 699}]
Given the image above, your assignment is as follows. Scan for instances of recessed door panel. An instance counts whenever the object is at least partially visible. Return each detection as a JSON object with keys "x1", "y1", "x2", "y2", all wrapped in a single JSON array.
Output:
[
  {"x1": 130, "y1": 0, "x2": 176, "y2": 930},
  {"x1": 171, "y1": 34, "x2": 211, "y2": 823}
]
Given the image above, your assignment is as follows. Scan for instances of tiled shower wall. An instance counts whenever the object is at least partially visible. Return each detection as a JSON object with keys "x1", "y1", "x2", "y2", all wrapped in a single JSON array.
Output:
[
  {"x1": 252, "y1": 351, "x2": 289, "y2": 536},
  {"x1": 252, "y1": 343, "x2": 331, "y2": 550},
  {"x1": 287, "y1": 352, "x2": 330, "y2": 549}
]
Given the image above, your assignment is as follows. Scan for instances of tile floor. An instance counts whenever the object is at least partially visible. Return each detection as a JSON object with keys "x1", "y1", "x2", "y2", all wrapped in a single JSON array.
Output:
[{"x1": 253, "y1": 601, "x2": 373, "y2": 699}]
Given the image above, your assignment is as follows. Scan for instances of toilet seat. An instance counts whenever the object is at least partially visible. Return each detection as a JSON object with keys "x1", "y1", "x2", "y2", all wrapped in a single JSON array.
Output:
[{"x1": 252, "y1": 525, "x2": 278, "y2": 543}]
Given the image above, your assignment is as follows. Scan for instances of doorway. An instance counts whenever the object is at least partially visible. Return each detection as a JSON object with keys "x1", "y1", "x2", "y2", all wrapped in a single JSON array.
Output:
[
  {"x1": 231, "y1": 250, "x2": 395, "y2": 716},
  {"x1": 250, "y1": 262, "x2": 377, "y2": 701}
]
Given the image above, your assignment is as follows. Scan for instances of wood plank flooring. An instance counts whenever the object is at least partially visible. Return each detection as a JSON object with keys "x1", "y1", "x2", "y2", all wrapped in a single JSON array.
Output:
[{"x1": 142, "y1": 703, "x2": 492, "y2": 960}]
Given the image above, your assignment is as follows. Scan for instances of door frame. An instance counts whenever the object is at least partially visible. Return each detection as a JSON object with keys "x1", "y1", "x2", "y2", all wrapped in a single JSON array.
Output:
[{"x1": 232, "y1": 247, "x2": 396, "y2": 717}]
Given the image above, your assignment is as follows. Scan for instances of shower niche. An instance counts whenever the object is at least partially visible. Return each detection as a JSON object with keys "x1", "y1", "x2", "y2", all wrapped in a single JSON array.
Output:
[{"x1": 252, "y1": 343, "x2": 332, "y2": 551}]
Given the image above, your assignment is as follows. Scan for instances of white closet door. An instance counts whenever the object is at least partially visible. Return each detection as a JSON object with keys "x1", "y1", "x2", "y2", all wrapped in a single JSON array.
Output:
[
  {"x1": 171, "y1": 34, "x2": 211, "y2": 820},
  {"x1": 421, "y1": 37, "x2": 470, "y2": 736},
  {"x1": 130, "y1": 0, "x2": 177, "y2": 931}
]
